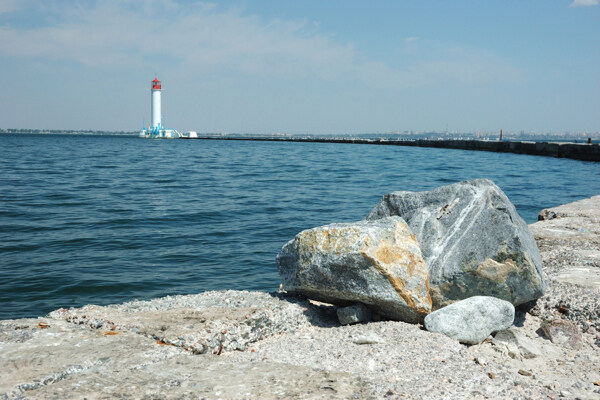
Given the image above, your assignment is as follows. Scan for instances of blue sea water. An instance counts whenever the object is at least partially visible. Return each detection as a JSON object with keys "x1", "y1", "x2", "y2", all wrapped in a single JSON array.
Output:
[{"x1": 1, "y1": 134, "x2": 599, "y2": 320}]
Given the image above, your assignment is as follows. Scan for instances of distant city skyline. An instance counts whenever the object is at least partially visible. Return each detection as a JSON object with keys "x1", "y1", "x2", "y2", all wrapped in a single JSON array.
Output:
[{"x1": 1, "y1": 0, "x2": 598, "y2": 134}]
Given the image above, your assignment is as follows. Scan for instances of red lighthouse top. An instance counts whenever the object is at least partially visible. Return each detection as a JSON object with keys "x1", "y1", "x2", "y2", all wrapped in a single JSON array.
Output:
[{"x1": 152, "y1": 78, "x2": 161, "y2": 90}]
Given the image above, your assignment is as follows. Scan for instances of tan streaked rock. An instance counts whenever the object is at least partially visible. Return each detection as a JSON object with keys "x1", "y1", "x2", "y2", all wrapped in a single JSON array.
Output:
[{"x1": 277, "y1": 216, "x2": 431, "y2": 323}]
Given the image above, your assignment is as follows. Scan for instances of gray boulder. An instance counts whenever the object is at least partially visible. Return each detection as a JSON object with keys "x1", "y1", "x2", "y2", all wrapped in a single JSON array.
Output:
[
  {"x1": 424, "y1": 296, "x2": 515, "y2": 344},
  {"x1": 277, "y1": 216, "x2": 432, "y2": 323},
  {"x1": 366, "y1": 179, "x2": 547, "y2": 309},
  {"x1": 337, "y1": 303, "x2": 372, "y2": 325}
]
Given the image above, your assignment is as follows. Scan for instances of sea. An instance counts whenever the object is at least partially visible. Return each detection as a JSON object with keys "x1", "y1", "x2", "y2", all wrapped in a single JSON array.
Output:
[{"x1": 1, "y1": 133, "x2": 599, "y2": 320}]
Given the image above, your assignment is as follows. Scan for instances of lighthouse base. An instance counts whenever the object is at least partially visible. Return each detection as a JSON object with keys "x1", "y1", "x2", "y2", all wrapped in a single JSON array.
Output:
[{"x1": 139, "y1": 128, "x2": 181, "y2": 139}]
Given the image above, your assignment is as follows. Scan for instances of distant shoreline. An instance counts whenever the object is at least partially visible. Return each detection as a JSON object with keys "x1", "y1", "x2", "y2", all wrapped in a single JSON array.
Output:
[{"x1": 2, "y1": 132, "x2": 598, "y2": 161}]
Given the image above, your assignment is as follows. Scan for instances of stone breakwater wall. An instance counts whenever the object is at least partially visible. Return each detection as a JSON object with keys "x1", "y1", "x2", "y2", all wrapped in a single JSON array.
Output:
[{"x1": 194, "y1": 136, "x2": 600, "y2": 162}]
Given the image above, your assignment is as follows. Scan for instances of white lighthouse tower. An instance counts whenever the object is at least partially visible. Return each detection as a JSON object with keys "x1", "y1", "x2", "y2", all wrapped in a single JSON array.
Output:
[
  {"x1": 139, "y1": 77, "x2": 181, "y2": 139},
  {"x1": 151, "y1": 78, "x2": 162, "y2": 130}
]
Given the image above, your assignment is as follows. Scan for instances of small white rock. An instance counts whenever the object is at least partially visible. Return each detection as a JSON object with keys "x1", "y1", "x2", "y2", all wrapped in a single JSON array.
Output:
[
  {"x1": 424, "y1": 296, "x2": 515, "y2": 344},
  {"x1": 353, "y1": 333, "x2": 383, "y2": 345}
]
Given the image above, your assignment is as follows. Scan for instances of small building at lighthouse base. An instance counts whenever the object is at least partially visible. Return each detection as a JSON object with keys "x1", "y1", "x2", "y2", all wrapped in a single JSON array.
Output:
[{"x1": 139, "y1": 127, "x2": 181, "y2": 139}]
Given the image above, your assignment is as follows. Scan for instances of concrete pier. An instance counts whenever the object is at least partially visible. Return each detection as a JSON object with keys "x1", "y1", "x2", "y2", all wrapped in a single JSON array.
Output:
[{"x1": 192, "y1": 137, "x2": 600, "y2": 162}]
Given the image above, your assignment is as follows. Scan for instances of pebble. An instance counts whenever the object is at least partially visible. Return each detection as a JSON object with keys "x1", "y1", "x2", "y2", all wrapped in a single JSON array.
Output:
[
  {"x1": 587, "y1": 326, "x2": 597, "y2": 335},
  {"x1": 353, "y1": 333, "x2": 383, "y2": 345},
  {"x1": 540, "y1": 319, "x2": 583, "y2": 349},
  {"x1": 337, "y1": 303, "x2": 372, "y2": 325},
  {"x1": 475, "y1": 356, "x2": 487, "y2": 366},
  {"x1": 518, "y1": 369, "x2": 532, "y2": 377}
]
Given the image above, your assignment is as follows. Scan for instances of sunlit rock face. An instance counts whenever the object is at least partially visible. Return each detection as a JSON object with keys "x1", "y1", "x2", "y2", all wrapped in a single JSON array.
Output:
[
  {"x1": 366, "y1": 179, "x2": 547, "y2": 309},
  {"x1": 277, "y1": 216, "x2": 431, "y2": 323}
]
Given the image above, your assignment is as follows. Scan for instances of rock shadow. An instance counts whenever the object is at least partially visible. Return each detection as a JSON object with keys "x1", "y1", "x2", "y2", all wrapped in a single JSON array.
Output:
[
  {"x1": 513, "y1": 311, "x2": 527, "y2": 328},
  {"x1": 268, "y1": 291, "x2": 341, "y2": 328}
]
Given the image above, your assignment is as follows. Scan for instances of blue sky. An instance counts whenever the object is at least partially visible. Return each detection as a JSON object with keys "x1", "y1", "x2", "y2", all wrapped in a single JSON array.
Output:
[{"x1": 0, "y1": 0, "x2": 598, "y2": 134}]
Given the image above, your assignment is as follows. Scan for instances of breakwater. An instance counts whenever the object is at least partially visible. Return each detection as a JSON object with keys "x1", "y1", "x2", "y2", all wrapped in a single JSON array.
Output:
[{"x1": 190, "y1": 137, "x2": 599, "y2": 162}]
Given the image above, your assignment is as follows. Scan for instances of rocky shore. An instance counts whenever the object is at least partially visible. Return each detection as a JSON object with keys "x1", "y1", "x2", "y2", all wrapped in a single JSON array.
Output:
[{"x1": 1, "y1": 194, "x2": 599, "y2": 399}]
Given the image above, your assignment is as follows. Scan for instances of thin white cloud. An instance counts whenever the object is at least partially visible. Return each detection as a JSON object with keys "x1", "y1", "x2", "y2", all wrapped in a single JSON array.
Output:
[
  {"x1": 569, "y1": 0, "x2": 598, "y2": 7},
  {"x1": 0, "y1": 1, "x2": 355, "y2": 77},
  {"x1": 0, "y1": 0, "x2": 22, "y2": 14},
  {"x1": 352, "y1": 45, "x2": 523, "y2": 89},
  {"x1": 0, "y1": 0, "x2": 522, "y2": 88}
]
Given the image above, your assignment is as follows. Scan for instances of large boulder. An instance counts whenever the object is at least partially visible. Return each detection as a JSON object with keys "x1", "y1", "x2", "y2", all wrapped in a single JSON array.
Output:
[
  {"x1": 366, "y1": 179, "x2": 547, "y2": 309},
  {"x1": 424, "y1": 296, "x2": 515, "y2": 344},
  {"x1": 276, "y1": 216, "x2": 432, "y2": 323}
]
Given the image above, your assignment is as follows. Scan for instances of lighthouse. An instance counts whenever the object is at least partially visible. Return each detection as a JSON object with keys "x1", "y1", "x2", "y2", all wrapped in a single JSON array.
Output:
[
  {"x1": 139, "y1": 77, "x2": 181, "y2": 139},
  {"x1": 151, "y1": 78, "x2": 162, "y2": 131}
]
